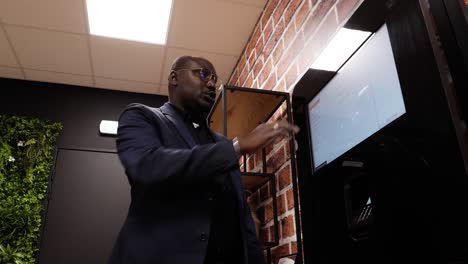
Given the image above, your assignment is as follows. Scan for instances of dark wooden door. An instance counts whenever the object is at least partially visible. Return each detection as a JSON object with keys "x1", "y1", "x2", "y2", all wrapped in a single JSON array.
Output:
[{"x1": 38, "y1": 149, "x2": 130, "y2": 264}]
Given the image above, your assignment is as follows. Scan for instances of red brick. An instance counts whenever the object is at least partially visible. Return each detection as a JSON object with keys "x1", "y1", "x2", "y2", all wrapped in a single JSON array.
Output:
[
  {"x1": 263, "y1": 38, "x2": 276, "y2": 61},
  {"x1": 267, "y1": 146, "x2": 285, "y2": 173},
  {"x1": 252, "y1": 79, "x2": 259, "y2": 89},
  {"x1": 273, "y1": 0, "x2": 290, "y2": 25},
  {"x1": 295, "y1": 0, "x2": 311, "y2": 29},
  {"x1": 272, "y1": 244, "x2": 290, "y2": 264},
  {"x1": 303, "y1": 0, "x2": 337, "y2": 40},
  {"x1": 284, "y1": 0, "x2": 303, "y2": 25},
  {"x1": 229, "y1": 68, "x2": 239, "y2": 85},
  {"x1": 265, "y1": 201, "x2": 274, "y2": 222},
  {"x1": 283, "y1": 23, "x2": 296, "y2": 48},
  {"x1": 248, "y1": 49, "x2": 257, "y2": 71},
  {"x1": 262, "y1": 70, "x2": 277, "y2": 90},
  {"x1": 301, "y1": 10, "x2": 339, "y2": 69},
  {"x1": 465, "y1": 0, "x2": 468, "y2": 7},
  {"x1": 286, "y1": 188, "x2": 294, "y2": 210},
  {"x1": 271, "y1": 39, "x2": 284, "y2": 65},
  {"x1": 336, "y1": 0, "x2": 362, "y2": 24},
  {"x1": 270, "y1": 225, "x2": 278, "y2": 241},
  {"x1": 285, "y1": 137, "x2": 291, "y2": 159},
  {"x1": 291, "y1": 241, "x2": 298, "y2": 253},
  {"x1": 263, "y1": 19, "x2": 285, "y2": 58},
  {"x1": 238, "y1": 55, "x2": 247, "y2": 75},
  {"x1": 281, "y1": 215, "x2": 295, "y2": 238},
  {"x1": 251, "y1": 25, "x2": 262, "y2": 48},
  {"x1": 277, "y1": 193, "x2": 287, "y2": 215},
  {"x1": 263, "y1": 19, "x2": 274, "y2": 43},
  {"x1": 238, "y1": 66, "x2": 248, "y2": 86},
  {"x1": 275, "y1": 78, "x2": 287, "y2": 92},
  {"x1": 254, "y1": 37, "x2": 265, "y2": 60},
  {"x1": 277, "y1": 33, "x2": 304, "y2": 80},
  {"x1": 262, "y1": 0, "x2": 280, "y2": 26},
  {"x1": 258, "y1": 57, "x2": 274, "y2": 86},
  {"x1": 278, "y1": 164, "x2": 291, "y2": 191},
  {"x1": 253, "y1": 55, "x2": 264, "y2": 77},
  {"x1": 285, "y1": 61, "x2": 299, "y2": 89},
  {"x1": 244, "y1": 72, "x2": 254, "y2": 88},
  {"x1": 265, "y1": 142, "x2": 274, "y2": 162},
  {"x1": 272, "y1": 18, "x2": 286, "y2": 43},
  {"x1": 260, "y1": 182, "x2": 270, "y2": 202},
  {"x1": 289, "y1": 29, "x2": 305, "y2": 56},
  {"x1": 260, "y1": 227, "x2": 270, "y2": 242},
  {"x1": 246, "y1": 42, "x2": 256, "y2": 64}
]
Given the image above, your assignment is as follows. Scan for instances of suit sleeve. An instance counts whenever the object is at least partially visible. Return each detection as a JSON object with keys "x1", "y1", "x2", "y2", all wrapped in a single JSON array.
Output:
[
  {"x1": 116, "y1": 107, "x2": 239, "y2": 187},
  {"x1": 243, "y1": 194, "x2": 266, "y2": 263}
]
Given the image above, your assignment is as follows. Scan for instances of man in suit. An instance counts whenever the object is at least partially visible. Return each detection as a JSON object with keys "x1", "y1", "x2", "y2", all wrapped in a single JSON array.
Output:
[{"x1": 109, "y1": 56, "x2": 299, "y2": 264}]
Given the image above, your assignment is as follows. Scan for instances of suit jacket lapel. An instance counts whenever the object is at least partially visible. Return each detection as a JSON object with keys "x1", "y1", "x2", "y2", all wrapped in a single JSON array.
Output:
[{"x1": 159, "y1": 103, "x2": 196, "y2": 148}]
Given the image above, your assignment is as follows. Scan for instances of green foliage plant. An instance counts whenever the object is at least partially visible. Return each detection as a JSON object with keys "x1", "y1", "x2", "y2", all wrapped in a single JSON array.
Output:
[{"x1": 0, "y1": 115, "x2": 62, "y2": 264}]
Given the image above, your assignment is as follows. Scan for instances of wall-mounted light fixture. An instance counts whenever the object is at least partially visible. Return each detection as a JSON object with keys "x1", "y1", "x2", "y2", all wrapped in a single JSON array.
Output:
[{"x1": 99, "y1": 120, "x2": 118, "y2": 135}]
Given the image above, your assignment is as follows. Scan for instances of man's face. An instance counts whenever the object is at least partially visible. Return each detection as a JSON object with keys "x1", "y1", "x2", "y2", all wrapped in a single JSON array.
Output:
[{"x1": 171, "y1": 59, "x2": 217, "y2": 113}]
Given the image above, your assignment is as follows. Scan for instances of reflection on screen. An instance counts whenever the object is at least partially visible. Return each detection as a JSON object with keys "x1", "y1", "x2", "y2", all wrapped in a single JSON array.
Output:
[{"x1": 308, "y1": 24, "x2": 406, "y2": 169}]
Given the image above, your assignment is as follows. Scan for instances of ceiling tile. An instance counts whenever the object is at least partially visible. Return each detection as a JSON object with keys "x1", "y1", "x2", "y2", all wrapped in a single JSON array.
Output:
[
  {"x1": 0, "y1": 67, "x2": 23, "y2": 80},
  {"x1": 0, "y1": 28, "x2": 19, "y2": 67},
  {"x1": 95, "y1": 77, "x2": 159, "y2": 95},
  {"x1": 25, "y1": 69, "x2": 93, "y2": 87},
  {"x1": 167, "y1": 0, "x2": 263, "y2": 55},
  {"x1": 0, "y1": 0, "x2": 87, "y2": 33},
  {"x1": 161, "y1": 48, "x2": 238, "y2": 85},
  {"x1": 218, "y1": 0, "x2": 267, "y2": 8},
  {"x1": 5, "y1": 26, "x2": 91, "y2": 75},
  {"x1": 91, "y1": 36, "x2": 165, "y2": 83}
]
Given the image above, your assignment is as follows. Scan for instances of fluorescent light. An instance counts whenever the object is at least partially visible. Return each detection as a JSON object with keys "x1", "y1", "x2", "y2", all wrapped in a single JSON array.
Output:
[
  {"x1": 86, "y1": 0, "x2": 173, "y2": 44},
  {"x1": 310, "y1": 28, "x2": 372, "y2": 71}
]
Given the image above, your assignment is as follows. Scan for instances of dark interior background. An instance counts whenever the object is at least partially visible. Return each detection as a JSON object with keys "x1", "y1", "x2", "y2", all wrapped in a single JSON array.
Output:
[
  {"x1": 0, "y1": 77, "x2": 167, "y2": 150},
  {"x1": 1, "y1": 77, "x2": 167, "y2": 264}
]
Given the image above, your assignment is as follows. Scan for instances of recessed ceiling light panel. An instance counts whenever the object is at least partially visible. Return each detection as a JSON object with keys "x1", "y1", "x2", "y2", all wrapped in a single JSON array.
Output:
[{"x1": 86, "y1": 0, "x2": 173, "y2": 45}]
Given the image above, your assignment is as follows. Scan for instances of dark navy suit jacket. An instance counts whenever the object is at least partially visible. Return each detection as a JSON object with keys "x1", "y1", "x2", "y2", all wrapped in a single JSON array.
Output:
[{"x1": 108, "y1": 103, "x2": 264, "y2": 264}]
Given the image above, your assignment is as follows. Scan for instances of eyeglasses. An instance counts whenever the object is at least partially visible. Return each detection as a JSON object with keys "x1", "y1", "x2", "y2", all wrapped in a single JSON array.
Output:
[{"x1": 174, "y1": 67, "x2": 218, "y2": 84}]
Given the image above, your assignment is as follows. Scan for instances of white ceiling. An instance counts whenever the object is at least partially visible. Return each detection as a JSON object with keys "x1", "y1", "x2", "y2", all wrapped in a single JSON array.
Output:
[{"x1": 0, "y1": 0, "x2": 267, "y2": 95}]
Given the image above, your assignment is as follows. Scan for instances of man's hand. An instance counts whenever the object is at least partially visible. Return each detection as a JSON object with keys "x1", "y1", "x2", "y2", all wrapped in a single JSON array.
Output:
[{"x1": 237, "y1": 119, "x2": 299, "y2": 155}]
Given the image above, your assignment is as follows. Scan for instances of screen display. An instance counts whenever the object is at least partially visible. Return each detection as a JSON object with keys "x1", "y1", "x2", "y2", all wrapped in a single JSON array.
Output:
[{"x1": 308, "y1": 24, "x2": 406, "y2": 169}]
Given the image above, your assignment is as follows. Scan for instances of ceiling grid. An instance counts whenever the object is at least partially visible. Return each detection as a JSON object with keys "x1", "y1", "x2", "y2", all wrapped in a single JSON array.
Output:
[{"x1": 0, "y1": 0, "x2": 267, "y2": 95}]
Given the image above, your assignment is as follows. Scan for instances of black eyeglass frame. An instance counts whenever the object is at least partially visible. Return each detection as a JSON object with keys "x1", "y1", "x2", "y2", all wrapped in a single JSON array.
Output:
[{"x1": 173, "y1": 67, "x2": 218, "y2": 84}]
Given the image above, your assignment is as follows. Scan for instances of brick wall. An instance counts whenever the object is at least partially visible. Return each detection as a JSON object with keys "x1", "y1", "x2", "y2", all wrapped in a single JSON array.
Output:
[{"x1": 230, "y1": 0, "x2": 364, "y2": 263}]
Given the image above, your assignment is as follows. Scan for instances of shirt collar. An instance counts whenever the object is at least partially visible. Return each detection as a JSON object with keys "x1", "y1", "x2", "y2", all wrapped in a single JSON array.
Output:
[{"x1": 168, "y1": 102, "x2": 207, "y2": 127}]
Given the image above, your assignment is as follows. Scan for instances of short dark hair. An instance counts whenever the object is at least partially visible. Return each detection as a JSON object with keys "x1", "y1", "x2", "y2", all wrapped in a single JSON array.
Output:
[
  {"x1": 167, "y1": 56, "x2": 215, "y2": 98},
  {"x1": 168, "y1": 56, "x2": 195, "y2": 97},
  {"x1": 170, "y1": 56, "x2": 196, "y2": 71}
]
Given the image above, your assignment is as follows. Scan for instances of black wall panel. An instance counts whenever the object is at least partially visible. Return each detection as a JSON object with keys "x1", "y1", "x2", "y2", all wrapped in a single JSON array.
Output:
[{"x1": 1, "y1": 78, "x2": 167, "y2": 150}]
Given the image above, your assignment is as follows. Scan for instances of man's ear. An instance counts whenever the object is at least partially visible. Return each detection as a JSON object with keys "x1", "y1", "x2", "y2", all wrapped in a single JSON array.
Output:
[{"x1": 169, "y1": 71, "x2": 177, "y2": 86}]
